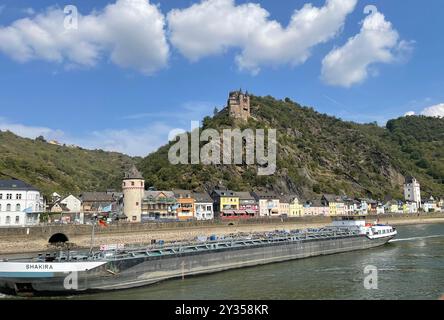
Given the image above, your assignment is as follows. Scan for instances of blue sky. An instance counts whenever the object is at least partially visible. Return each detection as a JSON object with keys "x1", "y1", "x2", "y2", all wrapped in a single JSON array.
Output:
[{"x1": 0, "y1": 0, "x2": 443, "y2": 156}]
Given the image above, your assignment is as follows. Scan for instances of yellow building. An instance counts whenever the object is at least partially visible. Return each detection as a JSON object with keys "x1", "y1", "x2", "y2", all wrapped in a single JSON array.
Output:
[
  {"x1": 220, "y1": 196, "x2": 239, "y2": 211},
  {"x1": 321, "y1": 194, "x2": 345, "y2": 216},
  {"x1": 390, "y1": 204, "x2": 400, "y2": 213},
  {"x1": 402, "y1": 203, "x2": 409, "y2": 213},
  {"x1": 211, "y1": 190, "x2": 239, "y2": 216},
  {"x1": 289, "y1": 197, "x2": 304, "y2": 217}
]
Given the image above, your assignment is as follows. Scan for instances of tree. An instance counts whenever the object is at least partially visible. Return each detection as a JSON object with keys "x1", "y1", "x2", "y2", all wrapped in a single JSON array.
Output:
[{"x1": 213, "y1": 107, "x2": 219, "y2": 116}]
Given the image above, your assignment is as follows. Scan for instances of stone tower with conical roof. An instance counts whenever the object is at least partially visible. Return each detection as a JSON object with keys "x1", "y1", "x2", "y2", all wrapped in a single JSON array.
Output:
[{"x1": 123, "y1": 165, "x2": 145, "y2": 222}]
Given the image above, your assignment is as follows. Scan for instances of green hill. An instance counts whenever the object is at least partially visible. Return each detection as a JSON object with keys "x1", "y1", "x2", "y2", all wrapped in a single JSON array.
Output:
[
  {"x1": 0, "y1": 131, "x2": 135, "y2": 196},
  {"x1": 139, "y1": 95, "x2": 444, "y2": 200},
  {"x1": 2, "y1": 94, "x2": 442, "y2": 201}
]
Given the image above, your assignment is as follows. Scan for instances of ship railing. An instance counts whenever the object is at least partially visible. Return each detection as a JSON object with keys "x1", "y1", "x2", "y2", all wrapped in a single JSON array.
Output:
[{"x1": 97, "y1": 228, "x2": 363, "y2": 260}]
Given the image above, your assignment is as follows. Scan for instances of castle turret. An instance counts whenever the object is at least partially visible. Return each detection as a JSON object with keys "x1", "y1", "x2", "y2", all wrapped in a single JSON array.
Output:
[
  {"x1": 228, "y1": 90, "x2": 250, "y2": 121},
  {"x1": 123, "y1": 165, "x2": 145, "y2": 222}
]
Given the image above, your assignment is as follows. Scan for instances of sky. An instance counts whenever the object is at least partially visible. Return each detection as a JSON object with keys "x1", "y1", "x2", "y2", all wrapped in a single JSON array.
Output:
[{"x1": 0, "y1": 0, "x2": 443, "y2": 156}]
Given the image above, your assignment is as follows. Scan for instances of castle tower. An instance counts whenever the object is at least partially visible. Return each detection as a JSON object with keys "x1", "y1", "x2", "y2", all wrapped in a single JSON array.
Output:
[
  {"x1": 404, "y1": 176, "x2": 421, "y2": 208},
  {"x1": 228, "y1": 90, "x2": 250, "y2": 121},
  {"x1": 123, "y1": 165, "x2": 145, "y2": 222}
]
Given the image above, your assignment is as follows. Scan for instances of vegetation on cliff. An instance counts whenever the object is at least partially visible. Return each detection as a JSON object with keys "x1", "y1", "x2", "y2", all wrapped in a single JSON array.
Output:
[
  {"x1": 139, "y1": 95, "x2": 444, "y2": 200},
  {"x1": 0, "y1": 131, "x2": 135, "y2": 196}
]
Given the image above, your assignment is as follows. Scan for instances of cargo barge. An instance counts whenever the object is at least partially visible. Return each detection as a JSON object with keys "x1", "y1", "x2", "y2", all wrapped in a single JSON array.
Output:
[{"x1": 0, "y1": 217, "x2": 396, "y2": 296}]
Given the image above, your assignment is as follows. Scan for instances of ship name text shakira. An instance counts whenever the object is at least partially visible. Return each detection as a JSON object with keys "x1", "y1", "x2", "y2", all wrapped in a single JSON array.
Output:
[{"x1": 168, "y1": 121, "x2": 277, "y2": 175}]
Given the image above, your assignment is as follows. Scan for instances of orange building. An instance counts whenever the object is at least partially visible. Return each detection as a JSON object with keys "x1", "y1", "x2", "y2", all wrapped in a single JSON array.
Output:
[{"x1": 173, "y1": 189, "x2": 195, "y2": 221}]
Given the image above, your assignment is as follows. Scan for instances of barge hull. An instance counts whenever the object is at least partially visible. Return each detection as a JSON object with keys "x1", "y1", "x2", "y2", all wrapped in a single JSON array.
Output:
[{"x1": 0, "y1": 235, "x2": 392, "y2": 295}]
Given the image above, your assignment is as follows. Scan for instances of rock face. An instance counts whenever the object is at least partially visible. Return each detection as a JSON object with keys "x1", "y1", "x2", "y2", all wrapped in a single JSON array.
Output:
[{"x1": 138, "y1": 94, "x2": 444, "y2": 200}]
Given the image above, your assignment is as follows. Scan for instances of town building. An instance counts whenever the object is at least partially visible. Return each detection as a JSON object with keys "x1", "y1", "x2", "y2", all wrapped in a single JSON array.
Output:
[
  {"x1": 228, "y1": 90, "x2": 250, "y2": 121},
  {"x1": 173, "y1": 189, "x2": 195, "y2": 221},
  {"x1": 376, "y1": 202, "x2": 386, "y2": 214},
  {"x1": 321, "y1": 194, "x2": 345, "y2": 216},
  {"x1": 385, "y1": 200, "x2": 401, "y2": 214},
  {"x1": 278, "y1": 195, "x2": 291, "y2": 216},
  {"x1": 48, "y1": 202, "x2": 69, "y2": 213},
  {"x1": 404, "y1": 176, "x2": 421, "y2": 208},
  {"x1": 122, "y1": 165, "x2": 145, "y2": 222},
  {"x1": 438, "y1": 198, "x2": 444, "y2": 212},
  {"x1": 364, "y1": 199, "x2": 378, "y2": 215},
  {"x1": 0, "y1": 179, "x2": 44, "y2": 226},
  {"x1": 60, "y1": 195, "x2": 81, "y2": 213},
  {"x1": 194, "y1": 192, "x2": 214, "y2": 221},
  {"x1": 303, "y1": 200, "x2": 330, "y2": 216},
  {"x1": 141, "y1": 191, "x2": 178, "y2": 221},
  {"x1": 356, "y1": 198, "x2": 369, "y2": 215},
  {"x1": 289, "y1": 196, "x2": 304, "y2": 217},
  {"x1": 252, "y1": 190, "x2": 280, "y2": 217},
  {"x1": 405, "y1": 201, "x2": 419, "y2": 213},
  {"x1": 236, "y1": 192, "x2": 259, "y2": 217},
  {"x1": 211, "y1": 189, "x2": 239, "y2": 218},
  {"x1": 423, "y1": 196, "x2": 438, "y2": 213},
  {"x1": 79, "y1": 191, "x2": 119, "y2": 223},
  {"x1": 343, "y1": 198, "x2": 359, "y2": 215}
]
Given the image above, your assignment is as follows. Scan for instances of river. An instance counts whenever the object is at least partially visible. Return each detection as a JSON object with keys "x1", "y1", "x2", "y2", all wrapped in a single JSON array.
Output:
[{"x1": 2, "y1": 223, "x2": 444, "y2": 300}]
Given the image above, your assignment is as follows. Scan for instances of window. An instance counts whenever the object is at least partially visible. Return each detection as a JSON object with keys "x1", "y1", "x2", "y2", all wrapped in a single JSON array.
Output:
[
  {"x1": 136, "y1": 202, "x2": 139, "y2": 206},
  {"x1": 16, "y1": 204, "x2": 21, "y2": 212},
  {"x1": 0, "y1": 204, "x2": 1, "y2": 211},
  {"x1": 206, "y1": 205, "x2": 212, "y2": 211},
  {"x1": 16, "y1": 194, "x2": 22, "y2": 200},
  {"x1": 15, "y1": 216, "x2": 20, "y2": 224},
  {"x1": 6, "y1": 216, "x2": 10, "y2": 224},
  {"x1": 0, "y1": 194, "x2": 2, "y2": 199},
  {"x1": 132, "y1": 216, "x2": 137, "y2": 221},
  {"x1": 6, "y1": 194, "x2": 12, "y2": 200},
  {"x1": 123, "y1": 182, "x2": 126, "y2": 187},
  {"x1": 131, "y1": 181, "x2": 135, "y2": 186},
  {"x1": 6, "y1": 204, "x2": 11, "y2": 211},
  {"x1": 140, "y1": 182, "x2": 143, "y2": 186}
]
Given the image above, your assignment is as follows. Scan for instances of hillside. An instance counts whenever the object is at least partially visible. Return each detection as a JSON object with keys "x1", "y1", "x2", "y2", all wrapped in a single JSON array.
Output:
[
  {"x1": 0, "y1": 131, "x2": 135, "y2": 196},
  {"x1": 139, "y1": 95, "x2": 444, "y2": 200}
]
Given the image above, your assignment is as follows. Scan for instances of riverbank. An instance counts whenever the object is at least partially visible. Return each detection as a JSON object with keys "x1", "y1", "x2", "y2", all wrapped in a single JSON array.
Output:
[{"x1": 1, "y1": 214, "x2": 443, "y2": 256}]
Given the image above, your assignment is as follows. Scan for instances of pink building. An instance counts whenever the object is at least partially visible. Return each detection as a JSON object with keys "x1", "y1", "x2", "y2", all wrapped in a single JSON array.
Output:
[{"x1": 303, "y1": 200, "x2": 330, "y2": 216}]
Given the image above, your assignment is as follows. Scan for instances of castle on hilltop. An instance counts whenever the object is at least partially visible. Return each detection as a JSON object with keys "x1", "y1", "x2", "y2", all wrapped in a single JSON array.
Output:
[{"x1": 228, "y1": 89, "x2": 250, "y2": 121}]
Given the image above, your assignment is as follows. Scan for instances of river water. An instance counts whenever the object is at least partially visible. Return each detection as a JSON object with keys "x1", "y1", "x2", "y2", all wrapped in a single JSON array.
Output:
[{"x1": 3, "y1": 223, "x2": 444, "y2": 300}]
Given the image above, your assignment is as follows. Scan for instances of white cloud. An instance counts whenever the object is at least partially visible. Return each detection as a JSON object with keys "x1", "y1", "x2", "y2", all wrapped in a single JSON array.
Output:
[
  {"x1": 0, "y1": 0, "x2": 169, "y2": 74},
  {"x1": 71, "y1": 123, "x2": 173, "y2": 156},
  {"x1": 321, "y1": 6, "x2": 412, "y2": 87},
  {"x1": 0, "y1": 116, "x2": 172, "y2": 156},
  {"x1": 421, "y1": 103, "x2": 444, "y2": 118},
  {"x1": 0, "y1": 117, "x2": 64, "y2": 140},
  {"x1": 404, "y1": 111, "x2": 415, "y2": 116},
  {"x1": 167, "y1": 0, "x2": 357, "y2": 74}
]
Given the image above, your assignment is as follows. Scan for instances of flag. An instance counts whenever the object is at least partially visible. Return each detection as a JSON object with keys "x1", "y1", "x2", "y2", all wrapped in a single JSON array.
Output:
[{"x1": 98, "y1": 219, "x2": 108, "y2": 228}]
